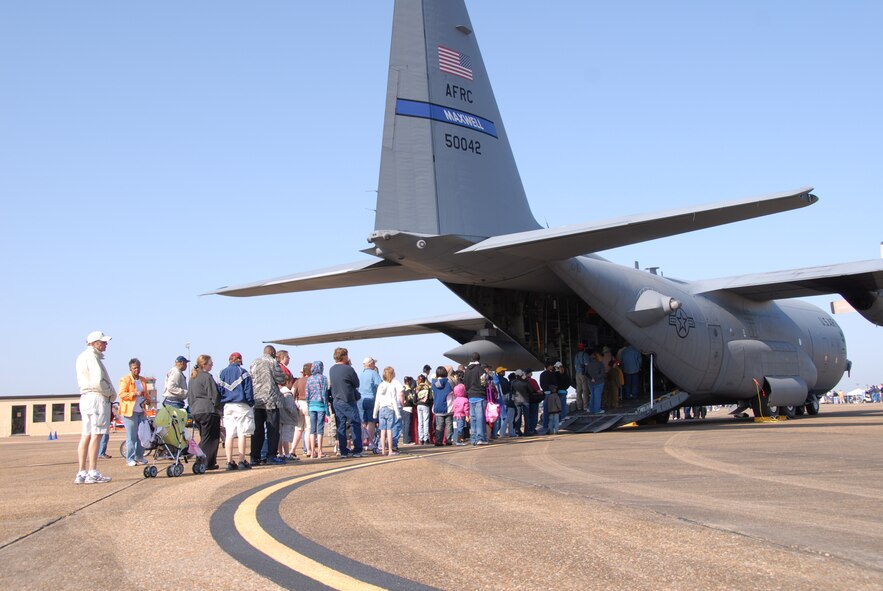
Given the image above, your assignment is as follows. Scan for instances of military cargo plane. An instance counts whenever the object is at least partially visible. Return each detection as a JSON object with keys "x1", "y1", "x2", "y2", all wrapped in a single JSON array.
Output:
[{"x1": 211, "y1": 0, "x2": 883, "y2": 421}]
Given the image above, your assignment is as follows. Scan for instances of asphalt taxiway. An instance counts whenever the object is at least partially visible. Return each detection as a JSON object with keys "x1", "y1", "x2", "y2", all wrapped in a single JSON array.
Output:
[{"x1": 1, "y1": 405, "x2": 881, "y2": 590}]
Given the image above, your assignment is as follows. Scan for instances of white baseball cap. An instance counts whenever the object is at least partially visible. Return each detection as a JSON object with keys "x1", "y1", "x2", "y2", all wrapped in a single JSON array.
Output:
[
  {"x1": 86, "y1": 331, "x2": 112, "y2": 344},
  {"x1": 363, "y1": 356, "x2": 377, "y2": 365}
]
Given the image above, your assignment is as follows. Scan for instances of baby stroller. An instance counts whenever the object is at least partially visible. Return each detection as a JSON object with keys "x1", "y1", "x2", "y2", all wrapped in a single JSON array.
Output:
[{"x1": 137, "y1": 404, "x2": 207, "y2": 477}]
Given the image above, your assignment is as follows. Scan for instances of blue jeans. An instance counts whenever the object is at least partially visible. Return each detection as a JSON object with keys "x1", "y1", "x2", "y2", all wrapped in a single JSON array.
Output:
[
  {"x1": 334, "y1": 400, "x2": 363, "y2": 455},
  {"x1": 98, "y1": 431, "x2": 109, "y2": 456},
  {"x1": 309, "y1": 410, "x2": 325, "y2": 435},
  {"x1": 454, "y1": 417, "x2": 465, "y2": 441},
  {"x1": 122, "y1": 413, "x2": 146, "y2": 462},
  {"x1": 392, "y1": 413, "x2": 403, "y2": 448},
  {"x1": 548, "y1": 412, "x2": 560, "y2": 433},
  {"x1": 163, "y1": 398, "x2": 185, "y2": 409},
  {"x1": 624, "y1": 372, "x2": 640, "y2": 400},
  {"x1": 558, "y1": 390, "x2": 568, "y2": 421},
  {"x1": 589, "y1": 382, "x2": 604, "y2": 413},
  {"x1": 361, "y1": 397, "x2": 376, "y2": 423},
  {"x1": 542, "y1": 392, "x2": 552, "y2": 431},
  {"x1": 528, "y1": 402, "x2": 540, "y2": 434},
  {"x1": 468, "y1": 398, "x2": 487, "y2": 444}
]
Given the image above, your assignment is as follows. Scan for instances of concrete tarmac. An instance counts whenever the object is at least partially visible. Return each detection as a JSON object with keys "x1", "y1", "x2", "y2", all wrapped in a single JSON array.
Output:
[{"x1": 1, "y1": 405, "x2": 881, "y2": 590}]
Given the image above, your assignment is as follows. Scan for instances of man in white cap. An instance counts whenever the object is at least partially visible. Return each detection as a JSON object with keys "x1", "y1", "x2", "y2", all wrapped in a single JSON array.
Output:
[
  {"x1": 74, "y1": 331, "x2": 116, "y2": 484},
  {"x1": 359, "y1": 356, "x2": 381, "y2": 451}
]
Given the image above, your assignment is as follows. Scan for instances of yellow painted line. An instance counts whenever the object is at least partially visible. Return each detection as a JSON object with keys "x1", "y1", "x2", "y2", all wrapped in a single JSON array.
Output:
[{"x1": 233, "y1": 456, "x2": 411, "y2": 591}]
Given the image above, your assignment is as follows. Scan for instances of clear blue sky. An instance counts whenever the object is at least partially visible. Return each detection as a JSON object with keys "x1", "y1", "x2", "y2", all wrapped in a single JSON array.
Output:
[{"x1": 1, "y1": 1, "x2": 880, "y2": 396}]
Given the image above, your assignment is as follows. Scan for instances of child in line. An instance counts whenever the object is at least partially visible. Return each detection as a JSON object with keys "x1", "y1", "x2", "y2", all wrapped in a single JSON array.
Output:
[
  {"x1": 373, "y1": 366, "x2": 402, "y2": 455},
  {"x1": 452, "y1": 383, "x2": 469, "y2": 446}
]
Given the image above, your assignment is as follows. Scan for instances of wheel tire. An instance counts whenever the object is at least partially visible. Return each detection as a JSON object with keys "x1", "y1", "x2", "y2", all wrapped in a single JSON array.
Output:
[
  {"x1": 173, "y1": 463, "x2": 184, "y2": 477},
  {"x1": 148, "y1": 465, "x2": 158, "y2": 478},
  {"x1": 143, "y1": 466, "x2": 151, "y2": 479},
  {"x1": 166, "y1": 465, "x2": 175, "y2": 478},
  {"x1": 119, "y1": 441, "x2": 127, "y2": 457},
  {"x1": 806, "y1": 394, "x2": 820, "y2": 415},
  {"x1": 794, "y1": 405, "x2": 806, "y2": 416},
  {"x1": 774, "y1": 405, "x2": 796, "y2": 419},
  {"x1": 196, "y1": 463, "x2": 206, "y2": 475}
]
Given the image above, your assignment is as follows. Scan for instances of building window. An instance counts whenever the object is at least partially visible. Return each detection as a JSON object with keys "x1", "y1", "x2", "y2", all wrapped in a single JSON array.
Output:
[
  {"x1": 33, "y1": 404, "x2": 46, "y2": 423},
  {"x1": 51, "y1": 403, "x2": 65, "y2": 422},
  {"x1": 71, "y1": 403, "x2": 81, "y2": 422}
]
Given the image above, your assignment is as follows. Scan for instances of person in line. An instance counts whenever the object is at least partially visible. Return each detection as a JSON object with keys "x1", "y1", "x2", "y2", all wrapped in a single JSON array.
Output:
[
  {"x1": 539, "y1": 360, "x2": 558, "y2": 434},
  {"x1": 358, "y1": 357, "x2": 381, "y2": 452},
  {"x1": 618, "y1": 343, "x2": 642, "y2": 401},
  {"x1": 463, "y1": 352, "x2": 488, "y2": 445},
  {"x1": 510, "y1": 369, "x2": 531, "y2": 436},
  {"x1": 306, "y1": 360, "x2": 328, "y2": 459},
  {"x1": 494, "y1": 367, "x2": 510, "y2": 438},
  {"x1": 118, "y1": 357, "x2": 152, "y2": 466},
  {"x1": 525, "y1": 369, "x2": 543, "y2": 435},
  {"x1": 585, "y1": 348, "x2": 606, "y2": 414},
  {"x1": 74, "y1": 331, "x2": 115, "y2": 484},
  {"x1": 250, "y1": 345, "x2": 287, "y2": 466},
  {"x1": 574, "y1": 342, "x2": 590, "y2": 411},
  {"x1": 278, "y1": 376, "x2": 299, "y2": 460},
  {"x1": 452, "y1": 383, "x2": 469, "y2": 445},
  {"x1": 546, "y1": 379, "x2": 562, "y2": 433},
  {"x1": 431, "y1": 367, "x2": 453, "y2": 446},
  {"x1": 373, "y1": 366, "x2": 402, "y2": 455},
  {"x1": 603, "y1": 359, "x2": 623, "y2": 410},
  {"x1": 399, "y1": 376, "x2": 417, "y2": 445},
  {"x1": 415, "y1": 374, "x2": 433, "y2": 444},
  {"x1": 555, "y1": 361, "x2": 572, "y2": 422},
  {"x1": 162, "y1": 355, "x2": 189, "y2": 409},
  {"x1": 329, "y1": 347, "x2": 363, "y2": 458},
  {"x1": 292, "y1": 362, "x2": 311, "y2": 458},
  {"x1": 218, "y1": 352, "x2": 254, "y2": 470},
  {"x1": 187, "y1": 354, "x2": 221, "y2": 470}
]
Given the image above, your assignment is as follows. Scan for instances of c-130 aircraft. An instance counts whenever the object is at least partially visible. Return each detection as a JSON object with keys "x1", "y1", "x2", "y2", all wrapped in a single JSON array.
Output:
[{"x1": 211, "y1": 0, "x2": 883, "y2": 423}]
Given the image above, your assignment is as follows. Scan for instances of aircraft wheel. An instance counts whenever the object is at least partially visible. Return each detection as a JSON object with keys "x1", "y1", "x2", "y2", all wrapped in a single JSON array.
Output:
[
  {"x1": 774, "y1": 405, "x2": 796, "y2": 419},
  {"x1": 750, "y1": 396, "x2": 773, "y2": 418},
  {"x1": 794, "y1": 405, "x2": 806, "y2": 416},
  {"x1": 173, "y1": 463, "x2": 184, "y2": 477},
  {"x1": 806, "y1": 394, "x2": 820, "y2": 415}
]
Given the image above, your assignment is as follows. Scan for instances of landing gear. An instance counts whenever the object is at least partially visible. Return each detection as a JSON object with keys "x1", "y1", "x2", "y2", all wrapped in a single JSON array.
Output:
[
  {"x1": 773, "y1": 405, "x2": 796, "y2": 419},
  {"x1": 805, "y1": 393, "x2": 820, "y2": 415},
  {"x1": 749, "y1": 395, "x2": 773, "y2": 419},
  {"x1": 794, "y1": 405, "x2": 806, "y2": 416}
]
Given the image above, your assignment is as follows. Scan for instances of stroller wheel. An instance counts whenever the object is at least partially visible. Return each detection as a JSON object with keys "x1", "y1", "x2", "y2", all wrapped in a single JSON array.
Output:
[
  {"x1": 173, "y1": 463, "x2": 184, "y2": 477},
  {"x1": 166, "y1": 465, "x2": 175, "y2": 478},
  {"x1": 148, "y1": 465, "x2": 158, "y2": 478},
  {"x1": 143, "y1": 466, "x2": 152, "y2": 479},
  {"x1": 194, "y1": 462, "x2": 206, "y2": 475},
  {"x1": 119, "y1": 441, "x2": 127, "y2": 457}
]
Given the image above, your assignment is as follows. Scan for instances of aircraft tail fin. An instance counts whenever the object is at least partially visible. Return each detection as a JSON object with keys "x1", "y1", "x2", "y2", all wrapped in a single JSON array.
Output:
[{"x1": 375, "y1": 0, "x2": 540, "y2": 239}]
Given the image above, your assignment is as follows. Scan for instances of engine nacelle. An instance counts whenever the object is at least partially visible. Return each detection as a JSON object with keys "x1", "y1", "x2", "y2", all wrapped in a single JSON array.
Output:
[{"x1": 845, "y1": 290, "x2": 883, "y2": 326}]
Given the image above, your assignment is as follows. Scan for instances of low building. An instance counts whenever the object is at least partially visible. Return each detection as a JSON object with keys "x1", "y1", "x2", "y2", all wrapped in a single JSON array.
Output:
[{"x1": 1, "y1": 394, "x2": 83, "y2": 437}]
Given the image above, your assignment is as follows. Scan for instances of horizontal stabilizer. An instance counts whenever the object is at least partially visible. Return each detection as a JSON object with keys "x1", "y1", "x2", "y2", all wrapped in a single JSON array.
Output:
[
  {"x1": 206, "y1": 258, "x2": 429, "y2": 298},
  {"x1": 457, "y1": 187, "x2": 817, "y2": 259},
  {"x1": 269, "y1": 312, "x2": 489, "y2": 346},
  {"x1": 691, "y1": 259, "x2": 883, "y2": 300}
]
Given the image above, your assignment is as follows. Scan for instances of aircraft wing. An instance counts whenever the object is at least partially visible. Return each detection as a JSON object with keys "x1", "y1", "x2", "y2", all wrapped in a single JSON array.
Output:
[
  {"x1": 206, "y1": 258, "x2": 430, "y2": 297},
  {"x1": 268, "y1": 312, "x2": 489, "y2": 346},
  {"x1": 456, "y1": 187, "x2": 817, "y2": 259},
  {"x1": 690, "y1": 259, "x2": 883, "y2": 300}
]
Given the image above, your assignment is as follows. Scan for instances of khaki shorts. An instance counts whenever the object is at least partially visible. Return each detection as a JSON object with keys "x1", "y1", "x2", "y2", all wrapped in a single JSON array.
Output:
[
  {"x1": 80, "y1": 393, "x2": 111, "y2": 436},
  {"x1": 295, "y1": 400, "x2": 308, "y2": 431},
  {"x1": 223, "y1": 402, "x2": 255, "y2": 438}
]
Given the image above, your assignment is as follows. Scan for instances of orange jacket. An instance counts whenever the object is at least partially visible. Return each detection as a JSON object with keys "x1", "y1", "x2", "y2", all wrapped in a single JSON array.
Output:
[{"x1": 118, "y1": 374, "x2": 153, "y2": 417}]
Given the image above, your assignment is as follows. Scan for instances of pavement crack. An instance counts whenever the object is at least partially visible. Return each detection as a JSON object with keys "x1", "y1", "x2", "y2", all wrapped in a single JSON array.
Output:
[{"x1": 0, "y1": 479, "x2": 145, "y2": 552}]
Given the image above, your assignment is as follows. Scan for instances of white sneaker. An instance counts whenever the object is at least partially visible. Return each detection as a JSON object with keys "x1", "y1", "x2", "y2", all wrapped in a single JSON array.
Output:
[
  {"x1": 135, "y1": 458, "x2": 148, "y2": 465},
  {"x1": 74, "y1": 471, "x2": 87, "y2": 485},
  {"x1": 127, "y1": 460, "x2": 137, "y2": 467},
  {"x1": 85, "y1": 471, "x2": 112, "y2": 484}
]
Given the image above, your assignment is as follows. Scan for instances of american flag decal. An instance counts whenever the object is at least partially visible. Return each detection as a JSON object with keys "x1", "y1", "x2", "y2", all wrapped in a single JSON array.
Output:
[{"x1": 438, "y1": 45, "x2": 473, "y2": 80}]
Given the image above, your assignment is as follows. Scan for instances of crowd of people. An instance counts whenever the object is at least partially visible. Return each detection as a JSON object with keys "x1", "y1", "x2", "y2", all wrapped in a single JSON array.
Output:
[{"x1": 73, "y1": 330, "x2": 638, "y2": 485}]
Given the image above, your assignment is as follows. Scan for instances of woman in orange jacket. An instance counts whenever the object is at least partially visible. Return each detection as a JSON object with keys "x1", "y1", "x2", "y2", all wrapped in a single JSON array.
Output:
[{"x1": 118, "y1": 358, "x2": 153, "y2": 466}]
